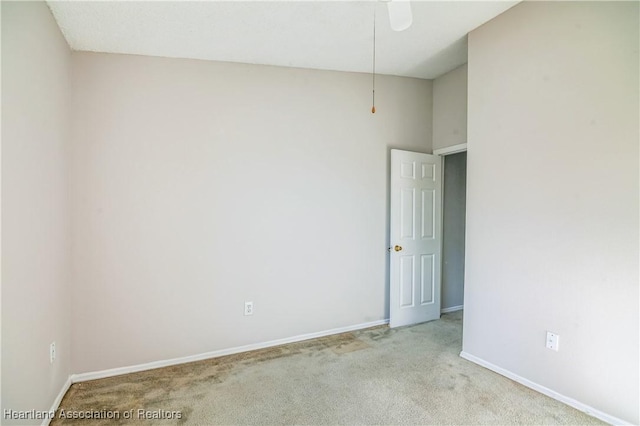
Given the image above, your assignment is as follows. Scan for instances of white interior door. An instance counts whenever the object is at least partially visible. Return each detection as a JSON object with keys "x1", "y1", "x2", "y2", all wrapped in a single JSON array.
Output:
[{"x1": 390, "y1": 149, "x2": 442, "y2": 328}]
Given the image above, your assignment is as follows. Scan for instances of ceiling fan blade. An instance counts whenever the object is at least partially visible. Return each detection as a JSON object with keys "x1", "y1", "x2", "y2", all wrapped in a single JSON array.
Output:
[{"x1": 387, "y1": 0, "x2": 413, "y2": 32}]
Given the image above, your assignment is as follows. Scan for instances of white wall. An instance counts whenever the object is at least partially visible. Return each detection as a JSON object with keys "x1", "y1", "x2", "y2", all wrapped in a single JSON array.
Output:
[
  {"x1": 70, "y1": 52, "x2": 432, "y2": 374},
  {"x1": 463, "y1": 2, "x2": 638, "y2": 423},
  {"x1": 1, "y1": 2, "x2": 72, "y2": 423},
  {"x1": 432, "y1": 64, "x2": 467, "y2": 151}
]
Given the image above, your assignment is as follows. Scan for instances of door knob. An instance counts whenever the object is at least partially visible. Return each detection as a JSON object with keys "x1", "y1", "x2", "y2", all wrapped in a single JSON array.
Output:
[{"x1": 394, "y1": 245, "x2": 403, "y2": 252}]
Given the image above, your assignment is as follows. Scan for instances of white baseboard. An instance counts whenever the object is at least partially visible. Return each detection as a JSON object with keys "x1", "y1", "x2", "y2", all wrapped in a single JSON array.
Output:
[
  {"x1": 441, "y1": 305, "x2": 463, "y2": 314},
  {"x1": 72, "y1": 319, "x2": 389, "y2": 383},
  {"x1": 42, "y1": 375, "x2": 71, "y2": 426},
  {"x1": 459, "y1": 351, "x2": 631, "y2": 426}
]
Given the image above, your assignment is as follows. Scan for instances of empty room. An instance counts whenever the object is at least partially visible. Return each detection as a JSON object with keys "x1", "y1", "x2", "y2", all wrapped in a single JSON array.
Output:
[{"x1": 1, "y1": 1, "x2": 638, "y2": 425}]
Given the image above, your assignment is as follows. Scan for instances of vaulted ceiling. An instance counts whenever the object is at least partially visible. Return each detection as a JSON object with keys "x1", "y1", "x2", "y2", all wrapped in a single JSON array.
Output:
[{"x1": 47, "y1": 1, "x2": 518, "y2": 79}]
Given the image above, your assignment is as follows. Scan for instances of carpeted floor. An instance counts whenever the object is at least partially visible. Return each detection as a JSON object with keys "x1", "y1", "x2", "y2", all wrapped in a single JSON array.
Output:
[{"x1": 52, "y1": 311, "x2": 603, "y2": 425}]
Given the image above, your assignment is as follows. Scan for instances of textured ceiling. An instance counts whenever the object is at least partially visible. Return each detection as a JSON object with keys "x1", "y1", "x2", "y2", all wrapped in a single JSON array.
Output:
[{"x1": 47, "y1": 1, "x2": 519, "y2": 79}]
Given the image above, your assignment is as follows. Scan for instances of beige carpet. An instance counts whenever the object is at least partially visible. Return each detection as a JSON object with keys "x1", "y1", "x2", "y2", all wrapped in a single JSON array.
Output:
[{"x1": 53, "y1": 311, "x2": 603, "y2": 425}]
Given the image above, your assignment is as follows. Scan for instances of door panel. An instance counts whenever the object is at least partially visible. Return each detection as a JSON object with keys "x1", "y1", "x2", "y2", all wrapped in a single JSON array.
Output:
[
  {"x1": 421, "y1": 254, "x2": 435, "y2": 304},
  {"x1": 421, "y1": 189, "x2": 435, "y2": 238},
  {"x1": 390, "y1": 149, "x2": 442, "y2": 328}
]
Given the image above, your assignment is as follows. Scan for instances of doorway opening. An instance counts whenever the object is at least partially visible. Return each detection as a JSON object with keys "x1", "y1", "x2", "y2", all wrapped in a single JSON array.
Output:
[{"x1": 440, "y1": 150, "x2": 467, "y2": 314}]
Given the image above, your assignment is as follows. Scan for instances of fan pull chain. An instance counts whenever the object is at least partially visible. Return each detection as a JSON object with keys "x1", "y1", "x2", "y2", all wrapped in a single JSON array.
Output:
[{"x1": 371, "y1": 5, "x2": 376, "y2": 114}]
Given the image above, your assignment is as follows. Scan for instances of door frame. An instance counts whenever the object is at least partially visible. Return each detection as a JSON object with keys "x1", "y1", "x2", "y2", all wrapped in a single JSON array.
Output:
[{"x1": 433, "y1": 143, "x2": 467, "y2": 157}]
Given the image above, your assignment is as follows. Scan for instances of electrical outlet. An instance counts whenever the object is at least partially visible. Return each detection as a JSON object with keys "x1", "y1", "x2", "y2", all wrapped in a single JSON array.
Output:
[
  {"x1": 50, "y1": 342, "x2": 56, "y2": 364},
  {"x1": 546, "y1": 331, "x2": 559, "y2": 351},
  {"x1": 244, "y1": 301, "x2": 253, "y2": 316}
]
